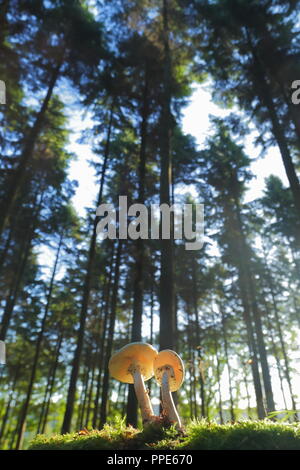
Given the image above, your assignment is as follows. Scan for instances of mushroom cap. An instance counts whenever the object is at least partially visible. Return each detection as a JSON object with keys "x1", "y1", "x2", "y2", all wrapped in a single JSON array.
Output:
[
  {"x1": 154, "y1": 350, "x2": 185, "y2": 392},
  {"x1": 109, "y1": 342, "x2": 158, "y2": 384}
]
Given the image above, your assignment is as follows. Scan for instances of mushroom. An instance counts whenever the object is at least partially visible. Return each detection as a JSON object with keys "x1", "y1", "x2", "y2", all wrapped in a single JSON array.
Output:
[
  {"x1": 109, "y1": 342, "x2": 158, "y2": 425},
  {"x1": 154, "y1": 349, "x2": 184, "y2": 428}
]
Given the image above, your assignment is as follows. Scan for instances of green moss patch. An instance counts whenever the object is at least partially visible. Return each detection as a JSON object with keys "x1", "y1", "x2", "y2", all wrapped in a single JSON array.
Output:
[{"x1": 29, "y1": 419, "x2": 300, "y2": 451}]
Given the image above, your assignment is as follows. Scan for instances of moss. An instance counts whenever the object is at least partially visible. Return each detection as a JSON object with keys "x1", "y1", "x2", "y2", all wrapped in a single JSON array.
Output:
[
  {"x1": 154, "y1": 420, "x2": 300, "y2": 450},
  {"x1": 29, "y1": 420, "x2": 141, "y2": 451},
  {"x1": 28, "y1": 419, "x2": 300, "y2": 451}
]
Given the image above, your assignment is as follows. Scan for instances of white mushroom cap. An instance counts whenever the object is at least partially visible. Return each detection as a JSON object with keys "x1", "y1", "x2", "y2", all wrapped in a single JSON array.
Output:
[
  {"x1": 109, "y1": 342, "x2": 158, "y2": 384},
  {"x1": 154, "y1": 349, "x2": 184, "y2": 392}
]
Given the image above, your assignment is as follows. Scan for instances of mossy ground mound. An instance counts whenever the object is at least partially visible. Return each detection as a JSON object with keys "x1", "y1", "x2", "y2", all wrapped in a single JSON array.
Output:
[{"x1": 29, "y1": 419, "x2": 300, "y2": 450}]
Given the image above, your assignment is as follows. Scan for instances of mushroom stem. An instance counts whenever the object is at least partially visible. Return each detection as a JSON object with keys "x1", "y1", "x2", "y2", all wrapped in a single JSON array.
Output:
[
  {"x1": 161, "y1": 369, "x2": 182, "y2": 428},
  {"x1": 132, "y1": 367, "x2": 155, "y2": 424}
]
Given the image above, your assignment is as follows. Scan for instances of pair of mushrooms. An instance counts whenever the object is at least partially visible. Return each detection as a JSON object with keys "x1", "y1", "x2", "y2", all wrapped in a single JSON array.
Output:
[{"x1": 109, "y1": 342, "x2": 184, "y2": 428}]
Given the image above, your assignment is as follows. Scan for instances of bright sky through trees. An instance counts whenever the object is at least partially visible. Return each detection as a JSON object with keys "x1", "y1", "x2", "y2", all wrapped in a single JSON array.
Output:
[{"x1": 67, "y1": 83, "x2": 289, "y2": 218}]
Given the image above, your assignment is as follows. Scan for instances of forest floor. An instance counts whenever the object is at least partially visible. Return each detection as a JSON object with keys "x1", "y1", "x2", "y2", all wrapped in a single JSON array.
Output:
[{"x1": 28, "y1": 419, "x2": 300, "y2": 450}]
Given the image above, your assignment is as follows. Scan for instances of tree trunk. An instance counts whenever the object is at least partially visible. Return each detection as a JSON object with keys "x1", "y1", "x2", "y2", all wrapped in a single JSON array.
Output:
[
  {"x1": 0, "y1": 215, "x2": 16, "y2": 274},
  {"x1": 0, "y1": 0, "x2": 9, "y2": 47},
  {"x1": 126, "y1": 68, "x2": 149, "y2": 427},
  {"x1": 222, "y1": 195, "x2": 266, "y2": 418},
  {"x1": 212, "y1": 313, "x2": 224, "y2": 424},
  {"x1": 262, "y1": 83, "x2": 300, "y2": 216},
  {"x1": 0, "y1": 228, "x2": 35, "y2": 341},
  {"x1": 235, "y1": 262, "x2": 266, "y2": 419},
  {"x1": 92, "y1": 244, "x2": 115, "y2": 428},
  {"x1": 78, "y1": 364, "x2": 90, "y2": 430},
  {"x1": 150, "y1": 281, "x2": 154, "y2": 344},
  {"x1": 242, "y1": 364, "x2": 252, "y2": 418},
  {"x1": 0, "y1": 189, "x2": 44, "y2": 340},
  {"x1": 38, "y1": 330, "x2": 63, "y2": 434},
  {"x1": 0, "y1": 60, "x2": 63, "y2": 235},
  {"x1": 0, "y1": 185, "x2": 40, "y2": 274},
  {"x1": 15, "y1": 233, "x2": 63, "y2": 449},
  {"x1": 37, "y1": 363, "x2": 55, "y2": 434},
  {"x1": 246, "y1": 29, "x2": 300, "y2": 218},
  {"x1": 61, "y1": 104, "x2": 114, "y2": 433},
  {"x1": 85, "y1": 347, "x2": 98, "y2": 427},
  {"x1": 247, "y1": 275, "x2": 275, "y2": 414},
  {"x1": 99, "y1": 240, "x2": 122, "y2": 427},
  {"x1": 0, "y1": 366, "x2": 19, "y2": 444},
  {"x1": 186, "y1": 307, "x2": 195, "y2": 419},
  {"x1": 159, "y1": 0, "x2": 174, "y2": 351},
  {"x1": 233, "y1": 198, "x2": 275, "y2": 414},
  {"x1": 192, "y1": 257, "x2": 206, "y2": 418},
  {"x1": 263, "y1": 297, "x2": 289, "y2": 412},
  {"x1": 0, "y1": 237, "x2": 30, "y2": 341},
  {"x1": 220, "y1": 307, "x2": 235, "y2": 422},
  {"x1": 262, "y1": 244, "x2": 298, "y2": 417}
]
